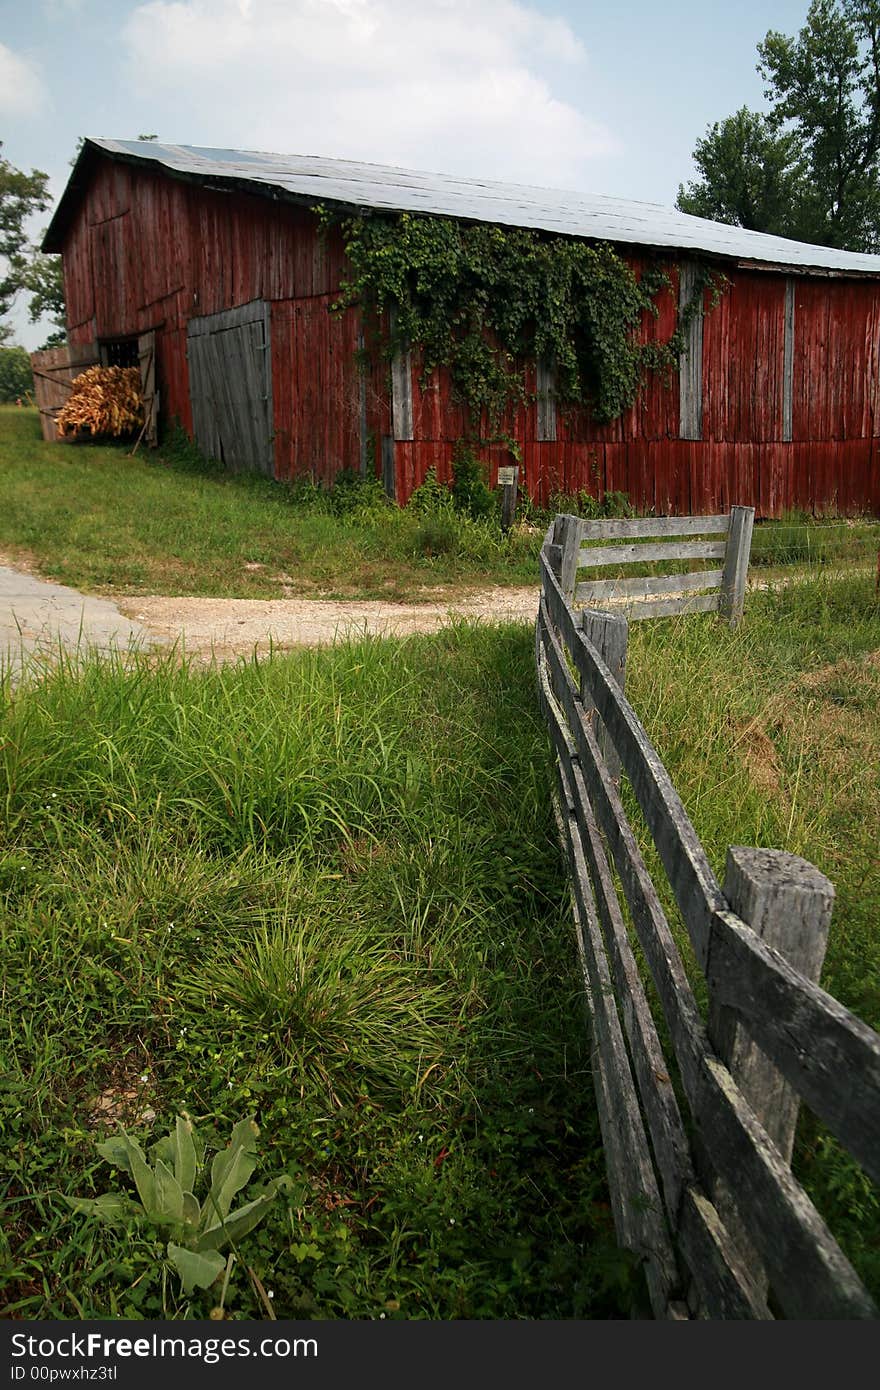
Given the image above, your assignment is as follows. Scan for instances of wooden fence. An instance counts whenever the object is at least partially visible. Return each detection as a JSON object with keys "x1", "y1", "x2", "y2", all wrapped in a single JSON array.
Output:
[
  {"x1": 29, "y1": 344, "x2": 97, "y2": 442},
  {"x1": 551, "y1": 505, "x2": 755, "y2": 626},
  {"x1": 29, "y1": 335, "x2": 158, "y2": 446},
  {"x1": 536, "y1": 512, "x2": 880, "y2": 1319}
]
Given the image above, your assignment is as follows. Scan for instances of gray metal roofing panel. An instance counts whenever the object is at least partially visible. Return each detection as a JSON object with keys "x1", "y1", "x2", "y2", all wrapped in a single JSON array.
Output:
[{"x1": 86, "y1": 139, "x2": 880, "y2": 275}]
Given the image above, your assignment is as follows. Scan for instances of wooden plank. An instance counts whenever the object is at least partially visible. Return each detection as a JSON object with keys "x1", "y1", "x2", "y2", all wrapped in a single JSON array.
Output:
[
  {"x1": 390, "y1": 309, "x2": 414, "y2": 442},
  {"x1": 540, "y1": 544, "x2": 585, "y2": 657},
  {"x1": 137, "y1": 330, "x2": 158, "y2": 447},
  {"x1": 679, "y1": 262, "x2": 704, "y2": 441},
  {"x1": 538, "y1": 597, "x2": 708, "y2": 1102},
  {"x1": 358, "y1": 326, "x2": 369, "y2": 476},
  {"x1": 29, "y1": 346, "x2": 98, "y2": 440},
  {"x1": 577, "y1": 515, "x2": 730, "y2": 541},
  {"x1": 576, "y1": 569, "x2": 723, "y2": 603},
  {"x1": 552, "y1": 759, "x2": 682, "y2": 1313},
  {"x1": 576, "y1": 540, "x2": 727, "y2": 569},
  {"x1": 580, "y1": 608, "x2": 627, "y2": 776},
  {"x1": 553, "y1": 514, "x2": 582, "y2": 600},
  {"x1": 544, "y1": 542, "x2": 563, "y2": 579},
  {"x1": 714, "y1": 849, "x2": 834, "y2": 1163},
  {"x1": 381, "y1": 435, "x2": 396, "y2": 499},
  {"x1": 719, "y1": 505, "x2": 755, "y2": 626},
  {"x1": 783, "y1": 279, "x2": 795, "y2": 443},
  {"x1": 614, "y1": 593, "x2": 720, "y2": 621},
  {"x1": 707, "y1": 907, "x2": 880, "y2": 1189},
  {"x1": 540, "y1": 553, "x2": 726, "y2": 970},
  {"x1": 263, "y1": 302, "x2": 275, "y2": 475},
  {"x1": 187, "y1": 299, "x2": 267, "y2": 336},
  {"x1": 540, "y1": 676, "x2": 693, "y2": 1225},
  {"x1": 536, "y1": 356, "x2": 557, "y2": 442},
  {"x1": 677, "y1": 1188, "x2": 773, "y2": 1319},
  {"x1": 693, "y1": 1054, "x2": 876, "y2": 1318},
  {"x1": 709, "y1": 847, "x2": 834, "y2": 1303}
]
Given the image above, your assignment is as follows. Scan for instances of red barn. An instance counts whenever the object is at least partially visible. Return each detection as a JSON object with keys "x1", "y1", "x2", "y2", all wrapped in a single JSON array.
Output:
[{"x1": 43, "y1": 138, "x2": 880, "y2": 516}]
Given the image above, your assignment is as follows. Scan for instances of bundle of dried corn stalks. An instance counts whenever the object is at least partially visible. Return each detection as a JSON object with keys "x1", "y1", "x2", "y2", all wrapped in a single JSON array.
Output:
[{"x1": 57, "y1": 366, "x2": 144, "y2": 439}]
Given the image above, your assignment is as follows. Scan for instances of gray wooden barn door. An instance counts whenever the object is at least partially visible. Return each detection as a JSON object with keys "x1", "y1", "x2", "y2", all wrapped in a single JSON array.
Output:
[{"x1": 187, "y1": 300, "x2": 273, "y2": 474}]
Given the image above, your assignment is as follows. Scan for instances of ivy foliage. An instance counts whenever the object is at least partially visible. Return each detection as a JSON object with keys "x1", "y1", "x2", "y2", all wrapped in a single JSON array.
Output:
[{"x1": 322, "y1": 208, "x2": 722, "y2": 429}]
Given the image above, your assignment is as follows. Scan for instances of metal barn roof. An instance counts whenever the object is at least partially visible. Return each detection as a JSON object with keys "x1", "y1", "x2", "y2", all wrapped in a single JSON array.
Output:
[{"x1": 44, "y1": 137, "x2": 880, "y2": 276}]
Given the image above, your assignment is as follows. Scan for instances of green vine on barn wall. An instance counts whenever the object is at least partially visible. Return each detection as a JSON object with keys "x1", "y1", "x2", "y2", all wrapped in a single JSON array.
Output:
[{"x1": 318, "y1": 206, "x2": 725, "y2": 433}]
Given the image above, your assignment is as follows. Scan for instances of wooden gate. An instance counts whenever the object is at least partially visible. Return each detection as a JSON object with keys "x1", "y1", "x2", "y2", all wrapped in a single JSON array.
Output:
[{"x1": 186, "y1": 300, "x2": 273, "y2": 474}]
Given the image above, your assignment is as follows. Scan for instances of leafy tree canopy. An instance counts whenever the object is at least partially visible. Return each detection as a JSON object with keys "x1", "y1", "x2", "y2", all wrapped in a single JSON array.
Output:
[
  {"x1": 677, "y1": 1, "x2": 880, "y2": 251},
  {"x1": 0, "y1": 345, "x2": 34, "y2": 402},
  {"x1": 22, "y1": 253, "x2": 66, "y2": 347},
  {"x1": 0, "y1": 141, "x2": 52, "y2": 344}
]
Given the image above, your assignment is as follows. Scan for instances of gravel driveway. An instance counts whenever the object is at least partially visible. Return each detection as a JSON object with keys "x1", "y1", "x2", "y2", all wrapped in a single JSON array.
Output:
[{"x1": 0, "y1": 561, "x2": 539, "y2": 671}]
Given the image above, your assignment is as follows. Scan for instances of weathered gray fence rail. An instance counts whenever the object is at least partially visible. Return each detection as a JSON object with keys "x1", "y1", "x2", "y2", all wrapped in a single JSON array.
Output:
[{"x1": 536, "y1": 513, "x2": 880, "y2": 1320}]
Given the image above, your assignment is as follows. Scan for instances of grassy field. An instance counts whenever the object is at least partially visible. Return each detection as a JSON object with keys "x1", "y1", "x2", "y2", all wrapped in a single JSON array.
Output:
[
  {"x1": 1, "y1": 566, "x2": 878, "y2": 1319},
  {"x1": 0, "y1": 626, "x2": 632, "y2": 1320},
  {"x1": 0, "y1": 407, "x2": 543, "y2": 600},
  {"x1": 2, "y1": 406, "x2": 877, "y2": 603}
]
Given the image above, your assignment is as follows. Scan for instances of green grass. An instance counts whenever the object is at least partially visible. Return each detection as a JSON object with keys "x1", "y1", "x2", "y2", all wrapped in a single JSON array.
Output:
[
  {"x1": 0, "y1": 625, "x2": 636, "y2": 1320},
  {"x1": 750, "y1": 509, "x2": 880, "y2": 571},
  {"x1": 0, "y1": 417, "x2": 877, "y2": 1317},
  {"x1": 3, "y1": 578, "x2": 878, "y2": 1320},
  {"x1": 0, "y1": 408, "x2": 543, "y2": 600},
  {"x1": 3, "y1": 408, "x2": 877, "y2": 603}
]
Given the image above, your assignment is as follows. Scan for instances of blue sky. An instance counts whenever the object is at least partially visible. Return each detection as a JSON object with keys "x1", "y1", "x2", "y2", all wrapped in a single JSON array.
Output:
[{"x1": 2, "y1": 0, "x2": 812, "y2": 346}]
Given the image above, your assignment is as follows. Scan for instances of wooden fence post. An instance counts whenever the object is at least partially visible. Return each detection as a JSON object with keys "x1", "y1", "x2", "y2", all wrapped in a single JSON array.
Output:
[
  {"x1": 499, "y1": 465, "x2": 519, "y2": 534},
  {"x1": 581, "y1": 608, "x2": 628, "y2": 781},
  {"x1": 719, "y1": 505, "x2": 755, "y2": 627},
  {"x1": 544, "y1": 542, "x2": 563, "y2": 580},
  {"x1": 708, "y1": 846, "x2": 835, "y2": 1303},
  {"x1": 553, "y1": 514, "x2": 582, "y2": 602}
]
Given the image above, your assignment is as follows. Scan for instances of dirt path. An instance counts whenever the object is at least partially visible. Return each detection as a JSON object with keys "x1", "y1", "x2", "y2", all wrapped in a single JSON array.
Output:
[{"x1": 116, "y1": 587, "x2": 541, "y2": 659}]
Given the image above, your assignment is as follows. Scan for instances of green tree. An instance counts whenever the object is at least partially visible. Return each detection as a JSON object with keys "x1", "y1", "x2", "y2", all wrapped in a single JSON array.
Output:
[
  {"x1": 677, "y1": 107, "x2": 811, "y2": 238},
  {"x1": 0, "y1": 345, "x2": 33, "y2": 402},
  {"x1": 0, "y1": 142, "x2": 51, "y2": 344},
  {"x1": 21, "y1": 253, "x2": 66, "y2": 347},
  {"x1": 677, "y1": 2, "x2": 880, "y2": 251}
]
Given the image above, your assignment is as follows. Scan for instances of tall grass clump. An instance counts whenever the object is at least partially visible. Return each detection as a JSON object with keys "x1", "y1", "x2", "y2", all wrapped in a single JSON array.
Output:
[{"x1": 0, "y1": 626, "x2": 636, "y2": 1320}]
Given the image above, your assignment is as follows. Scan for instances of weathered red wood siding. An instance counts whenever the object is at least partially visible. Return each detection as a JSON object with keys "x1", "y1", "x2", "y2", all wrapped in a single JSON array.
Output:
[
  {"x1": 59, "y1": 153, "x2": 880, "y2": 516},
  {"x1": 62, "y1": 158, "x2": 352, "y2": 462}
]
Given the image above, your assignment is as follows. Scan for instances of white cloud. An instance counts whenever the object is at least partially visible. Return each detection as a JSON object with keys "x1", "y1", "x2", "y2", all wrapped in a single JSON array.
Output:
[
  {"x1": 0, "y1": 43, "x2": 48, "y2": 119},
  {"x1": 120, "y1": 0, "x2": 616, "y2": 188}
]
